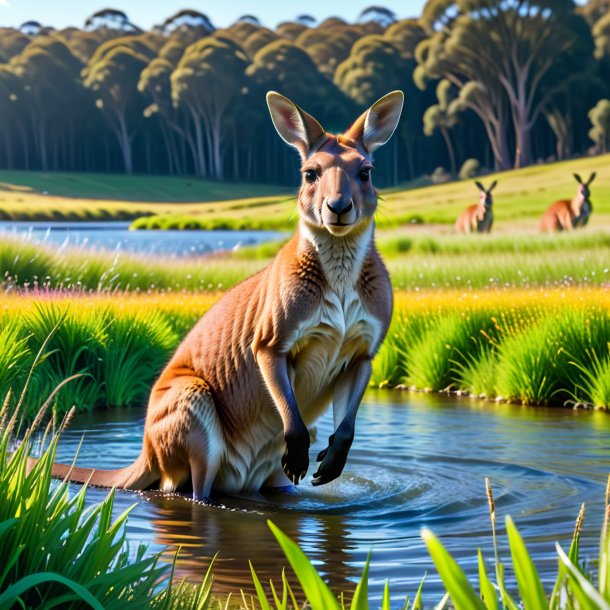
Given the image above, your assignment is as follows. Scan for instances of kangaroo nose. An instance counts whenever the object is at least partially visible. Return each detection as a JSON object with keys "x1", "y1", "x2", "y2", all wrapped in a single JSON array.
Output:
[{"x1": 326, "y1": 197, "x2": 354, "y2": 216}]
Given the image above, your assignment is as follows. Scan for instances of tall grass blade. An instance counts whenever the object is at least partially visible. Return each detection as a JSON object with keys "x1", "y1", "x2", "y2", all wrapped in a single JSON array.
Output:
[
  {"x1": 505, "y1": 516, "x2": 548, "y2": 610},
  {"x1": 267, "y1": 520, "x2": 340, "y2": 610},
  {"x1": 421, "y1": 529, "x2": 486, "y2": 610}
]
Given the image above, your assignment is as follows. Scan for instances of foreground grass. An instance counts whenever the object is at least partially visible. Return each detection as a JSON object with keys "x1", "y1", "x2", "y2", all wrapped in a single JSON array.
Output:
[
  {"x1": 1, "y1": 153, "x2": 609, "y2": 227},
  {"x1": 2, "y1": 230, "x2": 610, "y2": 293},
  {"x1": 1, "y1": 288, "x2": 609, "y2": 421}
]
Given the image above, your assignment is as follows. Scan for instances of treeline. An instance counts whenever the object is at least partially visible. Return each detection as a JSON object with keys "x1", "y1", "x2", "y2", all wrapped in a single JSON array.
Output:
[{"x1": 0, "y1": 2, "x2": 609, "y2": 187}]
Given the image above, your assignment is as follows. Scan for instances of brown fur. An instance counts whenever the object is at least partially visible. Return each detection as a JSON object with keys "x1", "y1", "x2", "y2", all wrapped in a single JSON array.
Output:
[
  {"x1": 540, "y1": 173, "x2": 596, "y2": 232},
  {"x1": 47, "y1": 91, "x2": 403, "y2": 500}
]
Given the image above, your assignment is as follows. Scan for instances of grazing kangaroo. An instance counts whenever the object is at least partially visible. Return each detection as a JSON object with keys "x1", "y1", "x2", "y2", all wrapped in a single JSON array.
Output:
[
  {"x1": 455, "y1": 180, "x2": 497, "y2": 234},
  {"x1": 48, "y1": 91, "x2": 403, "y2": 500},
  {"x1": 540, "y1": 172, "x2": 596, "y2": 232}
]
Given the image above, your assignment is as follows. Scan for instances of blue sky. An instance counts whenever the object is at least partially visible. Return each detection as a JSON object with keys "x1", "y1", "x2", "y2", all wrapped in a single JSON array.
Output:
[{"x1": 0, "y1": 1, "x2": 426, "y2": 30}]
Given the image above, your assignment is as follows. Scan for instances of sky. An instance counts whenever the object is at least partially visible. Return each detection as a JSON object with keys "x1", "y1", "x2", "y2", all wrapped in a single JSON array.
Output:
[{"x1": 0, "y1": 1, "x2": 427, "y2": 30}]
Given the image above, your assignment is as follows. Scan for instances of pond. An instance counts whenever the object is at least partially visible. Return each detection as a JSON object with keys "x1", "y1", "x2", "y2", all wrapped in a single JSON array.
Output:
[
  {"x1": 53, "y1": 390, "x2": 610, "y2": 605},
  {"x1": 0, "y1": 221, "x2": 286, "y2": 256}
]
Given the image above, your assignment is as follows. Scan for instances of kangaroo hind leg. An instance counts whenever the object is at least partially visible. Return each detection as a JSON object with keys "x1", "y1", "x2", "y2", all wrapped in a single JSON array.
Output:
[{"x1": 147, "y1": 376, "x2": 224, "y2": 501}]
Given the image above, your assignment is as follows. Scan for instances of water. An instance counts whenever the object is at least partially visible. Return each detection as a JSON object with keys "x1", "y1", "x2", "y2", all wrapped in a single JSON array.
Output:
[
  {"x1": 53, "y1": 390, "x2": 610, "y2": 605},
  {"x1": 0, "y1": 221, "x2": 286, "y2": 256}
]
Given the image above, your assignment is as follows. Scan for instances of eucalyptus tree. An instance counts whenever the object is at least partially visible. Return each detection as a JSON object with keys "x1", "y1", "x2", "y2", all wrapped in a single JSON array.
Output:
[
  {"x1": 82, "y1": 38, "x2": 153, "y2": 173},
  {"x1": 0, "y1": 66, "x2": 26, "y2": 168},
  {"x1": 0, "y1": 29, "x2": 31, "y2": 62},
  {"x1": 11, "y1": 36, "x2": 84, "y2": 170},
  {"x1": 358, "y1": 6, "x2": 397, "y2": 27},
  {"x1": 275, "y1": 22, "x2": 308, "y2": 40},
  {"x1": 85, "y1": 9, "x2": 140, "y2": 33},
  {"x1": 384, "y1": 19, "x2": 426, "y2": 59},
  {"x1": 335, "y1": 35, "x2": 420, "y2": 182},
  {"x1": 423, "y1": 79, "x2": 463, "y2": 174},
  {"x1": 416, "y1": 0, "x2": 594, "y2": 168},
  {"x1": 171, "y1": 37, "x2": 250, "y2": 179}
]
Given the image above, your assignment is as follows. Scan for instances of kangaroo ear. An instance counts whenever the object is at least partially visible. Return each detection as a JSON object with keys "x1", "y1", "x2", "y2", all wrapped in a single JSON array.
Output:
[
  {"x1": 474, "y1": 181, "x2": 485, "y2": 192},
  {"x1": 266, "y1": 91, "x2": 326, "y2": 160},
  {"x1": 489, "y1": 180, "x2": 498, "y2": 192},
  {"x1": 573, "y1": 173, "x2": 583, "y2": 184},
  {"x1": 345, "y1": 91, "x2": 404, "y2": 153},
  {"x1": 588, "y1": 172, "x2": 596, "y2": 185}
]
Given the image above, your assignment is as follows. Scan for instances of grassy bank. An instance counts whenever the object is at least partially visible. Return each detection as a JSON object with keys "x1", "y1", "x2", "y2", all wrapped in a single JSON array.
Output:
[
  {"x1": 375, "y1": 288, "x2": 610, "y2": 407},
  {"x1": 1, "y1": 153, "x2": 609, "y2": 227},
  {"x1": 1, "y1": 288, "x2": 609, "y2": 421},
  {"x1": 1, "y1": 230, "x2": 610, "y2": 293}
]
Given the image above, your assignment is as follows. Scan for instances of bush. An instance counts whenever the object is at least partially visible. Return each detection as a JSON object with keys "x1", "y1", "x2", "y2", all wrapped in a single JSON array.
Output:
[{"x1": 459, "y1": 158, "x2": 481, "y2": 180}]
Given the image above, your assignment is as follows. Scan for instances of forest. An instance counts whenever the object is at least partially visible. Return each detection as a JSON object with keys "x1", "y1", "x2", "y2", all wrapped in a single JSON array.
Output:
[{"x1": 0, "y1": 1, "x2": 610, "y2": 187}]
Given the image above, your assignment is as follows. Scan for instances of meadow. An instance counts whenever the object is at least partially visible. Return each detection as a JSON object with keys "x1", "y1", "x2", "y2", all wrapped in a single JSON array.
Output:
[{"x1": 0, "y1": 153, "x2": 609, "y2": 229}]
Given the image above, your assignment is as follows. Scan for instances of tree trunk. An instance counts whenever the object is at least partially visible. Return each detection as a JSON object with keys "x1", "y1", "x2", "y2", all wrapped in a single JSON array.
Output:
[
  {"x1": 440, "y1": 127, "x2": 456, "y2": 175},
  {"x1": 116, "y1": 113, "x2": 133, "y2": 174}
]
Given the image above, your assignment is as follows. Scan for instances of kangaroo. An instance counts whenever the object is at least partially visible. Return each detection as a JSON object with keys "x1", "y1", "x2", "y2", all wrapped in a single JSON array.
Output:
[
  {"x1": 455, "y1": 180, "x2": 497, "y2": 234},
  {"x1": 47, "y1": 91, "x2": 403, "y2": 500},
  {"x1": 540, "y1": 172, "x2": 596, "y2": 232}
]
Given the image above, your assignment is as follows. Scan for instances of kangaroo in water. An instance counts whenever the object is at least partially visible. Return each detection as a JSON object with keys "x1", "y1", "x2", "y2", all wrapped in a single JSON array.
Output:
[
  {"x1": 540, "y1": 172, "x2": 596, "y2": 232},
  {"x1": 454, "y1": 180, "x2": 497, "y2": 234},
  {"x1": 49, "y1": 91, "x2": 403, "y2": 500}
]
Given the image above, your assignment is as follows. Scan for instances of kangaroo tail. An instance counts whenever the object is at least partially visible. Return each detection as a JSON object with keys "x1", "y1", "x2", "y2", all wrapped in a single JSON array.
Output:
[{"x1": 28, "y1": 453, "x2": 158, "y2": 490}]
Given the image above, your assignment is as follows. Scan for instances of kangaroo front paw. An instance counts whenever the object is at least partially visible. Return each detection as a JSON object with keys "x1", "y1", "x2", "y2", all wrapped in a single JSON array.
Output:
[
  {"x1": 282, "y1": 428, "x2": 310, "y2": 485},
  {"x1": 311, "y1": 431, "x2": 353, "y2": 486}
]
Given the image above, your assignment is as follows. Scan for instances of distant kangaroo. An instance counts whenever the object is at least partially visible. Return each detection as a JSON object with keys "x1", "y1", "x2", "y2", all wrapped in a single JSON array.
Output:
[
  {"x1": 48, "y1": 91, "x2": 403, "y2": 500},
  {"x1": 540, "y1": 172, "x2": 596, "y2": 232},
  {"x1": 455, "y1": 180, "x2": 497, "y2": 234}
]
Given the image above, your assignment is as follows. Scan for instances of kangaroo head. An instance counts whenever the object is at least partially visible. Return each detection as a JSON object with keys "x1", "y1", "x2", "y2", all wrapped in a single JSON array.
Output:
[
  {"x1": 266, "y1": 91, "x2": 404, "y2": 237},
  {"x1": 573, "y1": 172, "x2": 596, "y2": 205},
  {"x1": 475, "y1": 180, "x2": 497, "y2": 208}
]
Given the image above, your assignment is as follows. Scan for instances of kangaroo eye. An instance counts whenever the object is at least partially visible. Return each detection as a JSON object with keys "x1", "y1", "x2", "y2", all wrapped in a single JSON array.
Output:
[
  {"x1": 359, "y1": 169, "x2": 371, "y2": 182},
  {"x1": 304, "y1": 170, "x2": 317, "y2": 184}
]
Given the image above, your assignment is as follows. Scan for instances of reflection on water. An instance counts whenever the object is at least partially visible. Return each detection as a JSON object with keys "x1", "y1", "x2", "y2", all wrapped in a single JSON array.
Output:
[
  {"x1": 0, "y1": 221, "x2": 286, "y2": 257},
  {"x1": 54, "y1": 391, "x2": 610, "y2": 604}
]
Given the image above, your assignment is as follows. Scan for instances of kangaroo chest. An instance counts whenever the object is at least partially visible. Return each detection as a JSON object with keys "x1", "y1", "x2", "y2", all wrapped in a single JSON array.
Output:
[{"x1": 287, "y1": 288, "x2": 380, "y2": 419}]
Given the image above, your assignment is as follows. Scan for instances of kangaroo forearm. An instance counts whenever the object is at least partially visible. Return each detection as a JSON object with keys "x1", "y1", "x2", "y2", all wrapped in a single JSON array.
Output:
[
  {"x1": 255, "y1": 347, "x2": 306, "y2": 436},
  {"x1": 332, "y1": 356, "x2": 373, "y2": 430}
]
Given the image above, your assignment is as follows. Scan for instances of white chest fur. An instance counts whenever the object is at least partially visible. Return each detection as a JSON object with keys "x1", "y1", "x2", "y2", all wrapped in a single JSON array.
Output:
[{"x1": 287, "y1": 224, "x2": 382, "y2": 416}]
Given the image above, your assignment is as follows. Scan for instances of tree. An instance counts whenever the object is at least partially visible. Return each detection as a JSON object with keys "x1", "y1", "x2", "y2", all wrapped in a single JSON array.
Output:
[
  {"x1": 358, "y1": 6, "x2": 397, "y2": 27},
  {"x1": 85, "y1": 9, "x2": 140, "y2": 33},
  {"x1": 11, "y1": 36, "x2": 84, "y2": 170},
  {"x1": 384, "y1": 19, "x2": 426, "y2": 59},
  {"x1": 416, "y1": 0, "x2": 594, "y2": 169},
  {"x1": 83, "y1": 39, "x2": 152, "y2": 173},
  {"x1": 0, "y1": 29, "x2": 31, "y2": 62},
  {"x1": 160, "y1": 10, "x2": 214, "y2": 38},
  {"x1": 423, "y1": 80, "x2": 463, "y2": 174},
  {"x1": 172, "y1": 38, "x2": 250, "y2": 179},
  {"x1": 588, "y1": 98, "x2": 610, "y2": 153}
]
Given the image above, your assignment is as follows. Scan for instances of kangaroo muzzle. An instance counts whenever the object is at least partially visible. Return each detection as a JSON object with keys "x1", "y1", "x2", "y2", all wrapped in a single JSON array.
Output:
[{"x1": 320, "y1": 167, "x2": 357, "y2": 234}]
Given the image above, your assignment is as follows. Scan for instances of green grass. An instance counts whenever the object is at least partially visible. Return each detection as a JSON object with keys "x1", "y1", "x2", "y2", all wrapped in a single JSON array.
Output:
[
  {"x1": 1, "y1": 153, "x2": 609, "y2": 227},
  {"x1": 378, "y1": 288, "x2": 610, "y2": 407},
  {"x1": 2, "y1": 229, "x2": 610, "y2": 294},
  {"x1": 0, "y1": 375, "x2": 215, "y2": 609},
  {"x1": 1, "y1": 289, "x2": 609, "y2": 421},
  {"x1": 0, "y1": 170, "x2": 288, "y2": 202}
]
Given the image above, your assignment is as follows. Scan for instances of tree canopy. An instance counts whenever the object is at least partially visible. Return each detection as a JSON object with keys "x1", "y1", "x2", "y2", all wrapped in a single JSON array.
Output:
[{"x1": 0, "y1": 4, "x2": 606, "y2": 184}]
